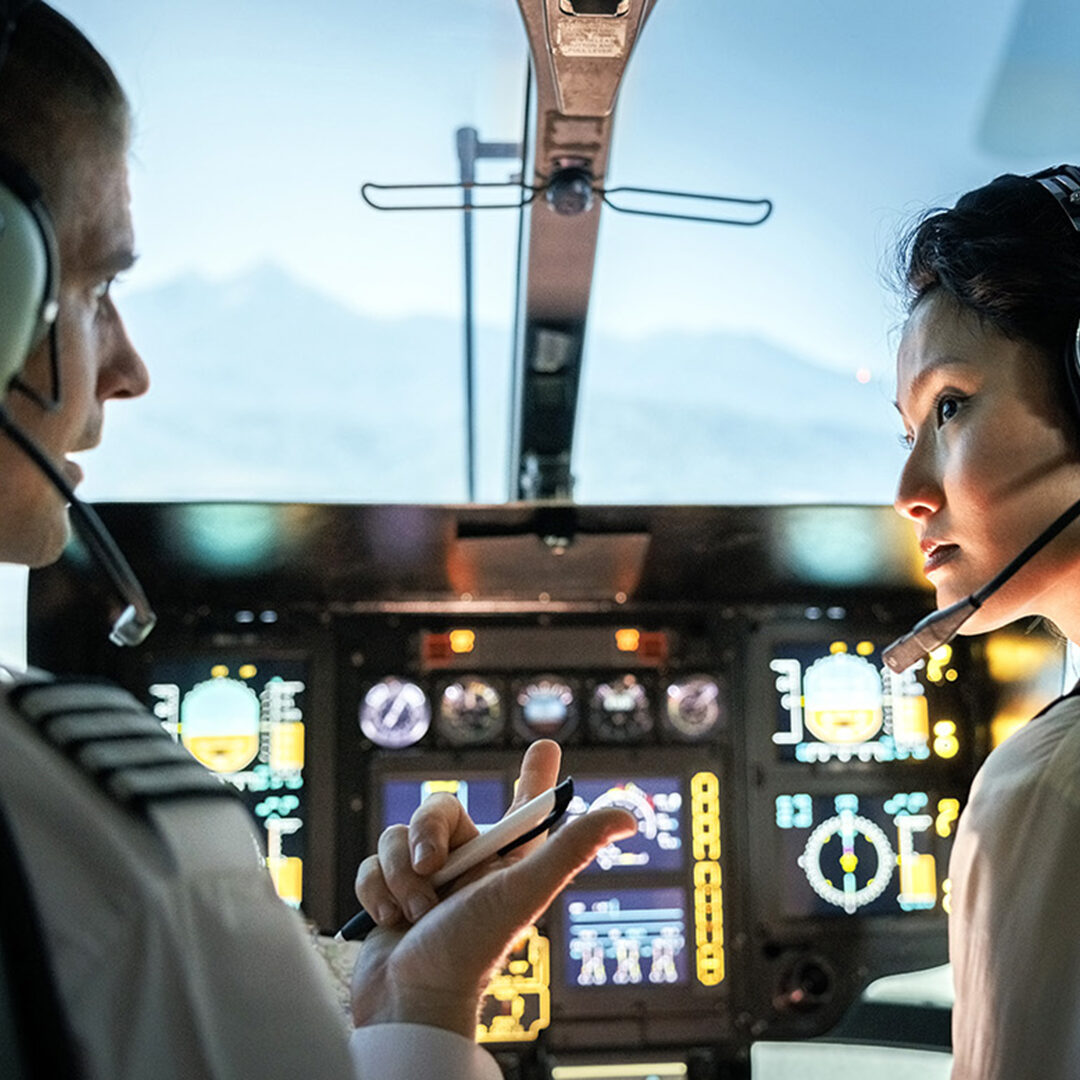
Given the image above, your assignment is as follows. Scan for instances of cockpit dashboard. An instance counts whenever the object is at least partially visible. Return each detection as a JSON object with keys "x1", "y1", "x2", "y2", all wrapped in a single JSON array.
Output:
[{"x1": 27, "y1": 501, "x2": 1056, "y2": 1075}]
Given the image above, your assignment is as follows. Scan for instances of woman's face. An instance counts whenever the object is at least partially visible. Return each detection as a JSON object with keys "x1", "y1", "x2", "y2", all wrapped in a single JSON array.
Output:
[{"x1": 894, "y1": 291, "x2": 1080, "y2": 637}]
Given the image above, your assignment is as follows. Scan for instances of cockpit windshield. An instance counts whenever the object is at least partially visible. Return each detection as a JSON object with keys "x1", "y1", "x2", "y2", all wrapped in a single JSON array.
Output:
[{"x1": 64, "y1": 0, "x2": 1068, "y2": 506}]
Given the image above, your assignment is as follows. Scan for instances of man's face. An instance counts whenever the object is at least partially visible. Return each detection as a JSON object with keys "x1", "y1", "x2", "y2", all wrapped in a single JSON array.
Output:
[{"x1": 0, "y1": 138, "x2": 148, "y2": 567}]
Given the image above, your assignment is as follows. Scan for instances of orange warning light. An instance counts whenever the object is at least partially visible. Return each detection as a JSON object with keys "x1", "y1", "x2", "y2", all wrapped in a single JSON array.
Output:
[
  {"x1": 449, "y1": 629, "x2": 476, "y2": 654},
  {"x1": 615, "y1": 628, "x2": 641, "y2": 652}
]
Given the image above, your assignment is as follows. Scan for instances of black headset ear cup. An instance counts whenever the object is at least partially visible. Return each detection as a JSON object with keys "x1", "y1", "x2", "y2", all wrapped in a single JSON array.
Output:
[
  {"x1": 0, "y1": 152, "x2": 58, "y2": 396},
  {"x1": 1068, "y1": 319, "x2": 1080, "y2": 424}
]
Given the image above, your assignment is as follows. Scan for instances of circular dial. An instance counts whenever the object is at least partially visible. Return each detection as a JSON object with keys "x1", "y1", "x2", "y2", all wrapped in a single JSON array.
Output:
[
  {"x1": 588, "y1": 675, "x2": 652, "y2": 742},
  {"x1": 437, "y1": 677, "x2": 503, "y2": 746},
  {"x1": 798, "y1": 810, "x2": 895, "y2": 914},
  {"x1": 359, "y1": 678, "x2": 430, "y2": 748},
  {"x1": 514, "y1": 676, "x2": 577, "y2": 739},
  {"x1": 665, "y1": 675, "x2": 724, "y2": 739},
  {"x1": 585, "y1": 783, "x2": 656, "y2": 870}
]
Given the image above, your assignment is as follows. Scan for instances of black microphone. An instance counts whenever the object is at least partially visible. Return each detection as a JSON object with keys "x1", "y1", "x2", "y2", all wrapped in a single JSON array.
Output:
[
  {"x1": 883, "y1": 495, "x2": 1080, "y2": 673},
  {"x1": 0, "y1": 406, "x2": 156, "y2": 646}
]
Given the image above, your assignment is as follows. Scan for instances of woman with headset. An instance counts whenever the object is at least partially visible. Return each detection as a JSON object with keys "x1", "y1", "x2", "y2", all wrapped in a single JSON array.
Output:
[
  {"x1": 362, "y1": 167, "x2": 1080, "y2": 1078},
  {"x1": 890, "y1": 166, "x2": 1080, "y2": 1078}
]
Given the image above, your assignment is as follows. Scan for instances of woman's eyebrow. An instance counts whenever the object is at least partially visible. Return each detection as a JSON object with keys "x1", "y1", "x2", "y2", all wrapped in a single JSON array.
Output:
[{"x1": 893, "y1": 354, "x2": 977, "y2": 416}]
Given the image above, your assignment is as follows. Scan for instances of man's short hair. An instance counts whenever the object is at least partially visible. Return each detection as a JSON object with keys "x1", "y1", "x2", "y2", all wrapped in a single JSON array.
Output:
[{"x1": 0, "y1": 2, "x2": 129, "y2": 216}]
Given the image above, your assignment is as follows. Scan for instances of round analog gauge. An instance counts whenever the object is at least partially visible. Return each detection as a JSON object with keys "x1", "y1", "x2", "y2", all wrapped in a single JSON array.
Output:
[
  {"x1": 359, "y1": 677, "x2": 430, "y2": 748},
  {"x1": 514, "y1": 676, "x2": 577, "y2": 740},
  {"x1": 438, "y1": 677, "x2": 504, "y2": 746},
  {"x1": 665, "y1": 675, "x2": 724, "y2": 740},
  {"x1": 588, "y1": 675, "x2": 652, "y2": 742}
]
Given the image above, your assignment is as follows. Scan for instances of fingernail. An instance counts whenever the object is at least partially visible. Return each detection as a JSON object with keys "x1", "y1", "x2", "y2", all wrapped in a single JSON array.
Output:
[
  {"x1": 407, "y1": 894, "x2": 433, "y2": 923},
  {"x1": 412, "y1": 841, "x2": 436, "y2": 869},
  {"x1": 375, "y1": 901, "x2": 398, "y2": 925}
]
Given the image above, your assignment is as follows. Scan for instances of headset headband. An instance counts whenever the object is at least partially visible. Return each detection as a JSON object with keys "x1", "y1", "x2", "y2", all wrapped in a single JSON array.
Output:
[{"x1": 1030, "y1": 164, "x2": 1080, "y2": 233}]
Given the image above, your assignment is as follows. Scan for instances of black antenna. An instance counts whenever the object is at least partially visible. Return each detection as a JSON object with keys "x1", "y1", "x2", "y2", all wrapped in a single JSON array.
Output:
[{"x1": 455, "y1": 127, "x2": 523, "y2": 502}]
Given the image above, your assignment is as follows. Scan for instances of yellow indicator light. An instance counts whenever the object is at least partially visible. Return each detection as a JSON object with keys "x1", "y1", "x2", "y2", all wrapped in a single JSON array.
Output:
[
  {"x1": 829, "y1": 641, "x2": 848, "y2": 654},
  {"x1": 840, "y1": 852, "x2": 858, "y2": 873},
  {"x1": 991, "y1": 713, "x2": 1030, "y2": 748},
  {"x1": 926, "y1": 644, "x2": 953, "y2": 683},
  {"x1": 210, "y1": 665, "x2": 229, "y2": 679},
  {"x1": 856, "y1": 641, "x2": 875, "y2": 656},
  {"x1": 985, "y1": 632, "x2": 1059, "y2": 683},
  {"x1": 691, "y1": 771, "x2": 725, "y2": 987},
  {"x1": 615, "y1": 628, "x2": 641, "y2": 652},
  {"x1": 933, "y1": 719, "x2": 959, "y2": 759},
  {"x1": 942, "y1": 877, "x2": 953, "y2": 916},
  {"x1": 936, "y1": 798, "x2": 960, "y2": 838},
  {"x1": 423, "y1": 779, "x2": 461, "y2": 797},
  {"x1": 449, "y1": 629, "x2": 476, "y2": 654},
  {"x1": 551, "y1": 1067, "x2": 688, "y2": 1079},
  {"x1": 269, "y1": 722, "x2": 305, "y2": 772},
  {"x1": 238, "y1": 664, "x2": 257, "y2": 680},
  {"x1": 267, "y1": 856, "x2": 303, "y2": 906},
  {"x1": 476, "y1": 926, "x2": 550, "y2": 1044},
  {"x1": 945, "y1": 669, "x2": 958, "y2": 682}
]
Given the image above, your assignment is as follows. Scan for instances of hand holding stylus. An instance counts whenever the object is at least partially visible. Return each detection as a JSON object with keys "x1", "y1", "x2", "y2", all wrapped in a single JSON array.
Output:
[
  {"x1": 349, "y1": 740, "x2": 636, "y2": 1038},
  {"x1": 336, "y1": 776, "x2": 575, "y2": 941}
]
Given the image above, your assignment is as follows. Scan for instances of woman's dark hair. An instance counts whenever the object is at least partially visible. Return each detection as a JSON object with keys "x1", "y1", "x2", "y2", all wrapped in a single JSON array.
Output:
[{"x1": 897, "y1": 171, "x2": 1080, "y2": 419}]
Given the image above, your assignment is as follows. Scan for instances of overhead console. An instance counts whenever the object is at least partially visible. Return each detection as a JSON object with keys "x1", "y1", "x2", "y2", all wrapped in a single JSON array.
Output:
[{"x1": 29, "y1": 503, "x2": 1042, "y2": 1074}]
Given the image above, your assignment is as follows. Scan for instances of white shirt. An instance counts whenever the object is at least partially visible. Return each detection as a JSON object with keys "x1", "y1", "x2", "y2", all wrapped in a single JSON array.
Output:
[
  {"x1": 0, "y1": 674, "x2": 500, "y2": 1080},
  {"x1": 949, "y1": 689, "x2": 1080, "y2": 1079}
]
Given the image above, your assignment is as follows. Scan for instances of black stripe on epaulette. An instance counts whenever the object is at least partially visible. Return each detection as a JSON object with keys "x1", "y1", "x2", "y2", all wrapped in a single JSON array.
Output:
[
  {"x1": 76, "y1": 736, "x2": 196, "y2": 773},
  {"x1": 11, "y1": 680, "x2": 145, "y2": 720},
  {"x1": 45, "y1": 711, "x2": 165, "y2": 746},
  {"x1": 5, "y1": 678, "x2": 241, "y2": 816}
]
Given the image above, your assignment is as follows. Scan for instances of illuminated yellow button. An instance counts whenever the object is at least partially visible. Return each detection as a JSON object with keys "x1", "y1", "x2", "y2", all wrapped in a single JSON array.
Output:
[
  {"x1": 856, "y1": 641, "x2": 875, "y2": 656},
  {"x1": 840, "y1": 852, "x2": 858, "y2": 873},
  {"x1": 238, "y1": 664, "x2": 257, "y2": 680},
  {"x1": 615, "y1": 628, "x2": 641, "y2": 652},
  {"x1": 829, "y1": 641, "x2": 848, "y2": 654},
  {"x1": 449, "y1": 629, "x2": 475, "y2": 654},
  {"x1": 269, "y1": 722, "x2": 305, "y2": 771},
  {"x1": 211, "y1": 665, "x2": 229, "y2": 679},
  {"x1": 267, "y1": 855, "x2": 303, "y2": 905}
]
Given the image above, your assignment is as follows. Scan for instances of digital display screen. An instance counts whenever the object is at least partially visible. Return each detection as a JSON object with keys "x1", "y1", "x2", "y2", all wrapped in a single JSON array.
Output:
[
  {"x1": 147, "y1": 656, "x2": 308, "y2": 908},
  {"x1": 563, "y1": 887, "x2": 689, "y2": 987},
  {"x1": 561, "y1": 778, "x2": 684, "y2": 872},
  {"x1": 770, "y1": 639, "x2": 940, "y2": 763},
  {"x1": 381, "y1": 776, "x2": 507, "y2": 832},
  {"x1": 775, "y1": 790, "x2": 960, "y2": 917}
]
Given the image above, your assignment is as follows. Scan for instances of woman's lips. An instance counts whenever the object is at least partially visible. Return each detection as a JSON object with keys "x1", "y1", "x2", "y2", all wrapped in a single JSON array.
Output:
[{"x1": 923, "y1": 543, "x2": 959, "y2": 574}]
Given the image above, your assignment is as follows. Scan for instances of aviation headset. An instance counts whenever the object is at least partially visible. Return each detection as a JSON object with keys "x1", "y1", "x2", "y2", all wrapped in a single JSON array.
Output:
[
  {"x1": 0, "y1": 148, "x2": 59, "y2": 399},
  {"x1": 1030, "y1": 163, "x2": 1080, "y2": 419},
  {"x1": 0, "y1": 0, "x2": 58, "y2": 401},
  {"x1": 0, "y1": 0, "x2": 155, "y2": 646}
]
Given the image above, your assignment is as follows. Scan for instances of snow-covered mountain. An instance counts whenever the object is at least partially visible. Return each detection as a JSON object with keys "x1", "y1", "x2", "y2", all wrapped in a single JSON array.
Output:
[{"x1": 78, "y1": 262, "x2": 903, "y2": 505}]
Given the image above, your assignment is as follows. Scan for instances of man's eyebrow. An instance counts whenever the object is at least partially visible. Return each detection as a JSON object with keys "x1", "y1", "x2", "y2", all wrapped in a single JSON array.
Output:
[
  {"x1": 89, "y1": 249, "x2": 139, "y2": 277},
  {"x1": 893, "y1": 354, "x2": 977, "y2": 416}
]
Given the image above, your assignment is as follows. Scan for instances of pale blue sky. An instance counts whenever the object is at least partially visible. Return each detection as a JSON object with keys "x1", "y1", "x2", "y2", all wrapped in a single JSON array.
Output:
[{"x1": 59, "y1": 0, "x2": 1070, "y2": 378}]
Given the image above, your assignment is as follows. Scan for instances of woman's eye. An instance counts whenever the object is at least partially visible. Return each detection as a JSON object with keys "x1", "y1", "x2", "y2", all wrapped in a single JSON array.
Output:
[
  {"x1": 91, "y1": 278, "x2": 115, "y2": 303},
  {"x1": 936, "y1": 394, "x2": 962, "y2": 425},
  {"x1": 897, "y1": 430, "x2": 915, "y2": 451}
]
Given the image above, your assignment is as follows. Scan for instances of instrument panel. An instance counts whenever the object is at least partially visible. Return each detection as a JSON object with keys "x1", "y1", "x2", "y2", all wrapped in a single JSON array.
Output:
[{"x1": 28, "y1": 502, "x2": 1036, "y2": 1075}]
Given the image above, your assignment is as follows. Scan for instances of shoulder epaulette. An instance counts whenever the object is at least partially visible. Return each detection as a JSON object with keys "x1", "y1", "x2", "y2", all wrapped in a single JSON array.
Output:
[{"x1": 5, "y1": 677, "x2": 241, "y2": 813}]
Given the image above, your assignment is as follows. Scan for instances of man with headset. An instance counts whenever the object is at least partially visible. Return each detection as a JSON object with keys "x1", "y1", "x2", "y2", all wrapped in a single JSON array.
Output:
[{"x1": 0, "y1": 4, "x2": 631, "y2": 1076}]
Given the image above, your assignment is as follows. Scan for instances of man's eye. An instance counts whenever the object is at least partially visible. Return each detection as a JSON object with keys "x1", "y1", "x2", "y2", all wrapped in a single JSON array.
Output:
[
  {"x1": 897, "y1": 430, "x2": 914, "y2": 451},
  {"x1": 92, "y1": 278, "x2": 114, "y2": 302}
]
